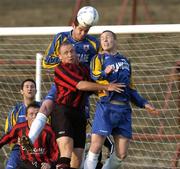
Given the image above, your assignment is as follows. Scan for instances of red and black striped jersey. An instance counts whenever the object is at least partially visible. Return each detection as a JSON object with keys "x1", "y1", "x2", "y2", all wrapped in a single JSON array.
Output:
[
  {"x1": 0, "y1": 122, "x2": 58, "y2": 165},
  {"x1": 54, "y1": 62, "x2": 90, "y2": 108}
]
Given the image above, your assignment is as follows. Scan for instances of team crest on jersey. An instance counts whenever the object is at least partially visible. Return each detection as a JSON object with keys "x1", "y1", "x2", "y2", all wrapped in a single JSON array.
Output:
[{"x1": 83, "y1": 45, "x2": 90, "y2": 52}]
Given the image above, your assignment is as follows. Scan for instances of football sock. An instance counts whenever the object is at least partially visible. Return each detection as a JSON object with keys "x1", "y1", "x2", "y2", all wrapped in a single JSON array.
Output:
[
  {"x1": 28, "y1": 112, "x2": 47, "y2": 143},
  {"x1": 102, "y1": 152, "x2": 122, "y2": 169},
  {"x1": 56, "y1": 157, "x2": 71, "y2": 169},
  {"x1": 84, "y1": 151, "x2": 99, "y2": 169}
]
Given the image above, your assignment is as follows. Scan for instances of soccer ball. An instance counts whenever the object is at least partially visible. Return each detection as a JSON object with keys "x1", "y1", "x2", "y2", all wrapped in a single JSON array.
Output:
[{"x1": 77, "y1": 6, "x2": 99, "y2": 27}]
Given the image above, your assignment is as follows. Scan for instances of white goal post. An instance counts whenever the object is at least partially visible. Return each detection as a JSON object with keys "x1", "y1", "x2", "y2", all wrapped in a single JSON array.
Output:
[
  {"x1": 1, "y1": 24, "x2": 180, "y2": 36},
  {"x1": 0, "y1": 24, "x2": 180, "y2": 169}
]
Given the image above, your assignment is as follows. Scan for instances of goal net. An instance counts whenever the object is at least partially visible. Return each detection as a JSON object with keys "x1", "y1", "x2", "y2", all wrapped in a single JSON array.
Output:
[{"x1": 0, "y1": 25, "x2": 180, "y2": 169}]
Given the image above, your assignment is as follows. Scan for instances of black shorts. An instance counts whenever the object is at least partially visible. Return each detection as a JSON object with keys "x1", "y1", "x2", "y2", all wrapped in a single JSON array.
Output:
[
  {"x1": 17, "y1": 160, "x2": 41, "y2": 169},
  {"x1": 17, "y1": 160, "x2": 56, "y2": 169},
  {"x1": 51, "y1": 103, "x2": 86, "y2": 148}
]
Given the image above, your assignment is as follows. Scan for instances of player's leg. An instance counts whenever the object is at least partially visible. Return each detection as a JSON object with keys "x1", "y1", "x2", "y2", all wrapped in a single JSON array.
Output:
[
  {"x1": 84, "y1": 102, "x2": 111, "y2": 169},
  {"x1": 102, "y1": 135, "x2": 129, "y2": 169},
  {"x1": 71, "y1": 109, "x2": 86, "y2": 169},
  {"x1": 71, "y1": 148, "x2": 84, "y2": 169},
  {"x1": 28, "y1": 84, "x2": 56, "y2": 143},
  {"x1": 102, "y1": 103, "x2": 132, "y2": 169},
  {"x1": 84, "y1": 134, "x2": 106, "y2": 169},
  {"x1": 28, "y1": 100, "x2": 49, "y2": 143},
  {"x1": 86, "y1": 121, "x2": 114, "y2": 169},
  {"x1": 51, "y1": 104, "x2": 72, "y2": 169},
  {"x1": 56, "y1": 136, "x2": 73, "y2": 169}
]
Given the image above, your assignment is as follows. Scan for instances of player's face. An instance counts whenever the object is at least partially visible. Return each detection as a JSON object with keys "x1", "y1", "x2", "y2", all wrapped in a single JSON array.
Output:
[
  {"x1": 59, "y1": 44, "x2": 77, "y2": 64},
  {"x1": 21, "y1": 81, "x2": 36, "y2": 100},
  {"x1": 100, "y1": 32, "x2": 116, "y2": 52},
  {"x1": 26, "y1": 107, "x2": 39, "y2": 127},
  {"x1": 72, "y1": 24, "x2": 90, "y2": 41}
]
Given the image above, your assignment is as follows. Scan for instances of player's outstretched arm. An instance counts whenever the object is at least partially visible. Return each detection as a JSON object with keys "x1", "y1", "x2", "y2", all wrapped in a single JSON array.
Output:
[{"x1": 76, "y1": 81, "x2": 125, "y2": 93}]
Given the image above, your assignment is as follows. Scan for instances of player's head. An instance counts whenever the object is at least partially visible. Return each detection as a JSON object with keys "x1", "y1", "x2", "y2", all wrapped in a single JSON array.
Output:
[
  {"x1": 71, "y1": 6, "x2": 99, "y2": 41},
  {"x1": 72, "y1": 19, "x2": 90, "y2": 41},
  {"x1": 58, "y1": 42, "x2": 78, "y2": 64},
  {"x1": 20, "y1": 79, "x2": 36, "y2": 100},
  {"x1": 26, "y1": 102, "x2": 40, "y2": 127},
  {"x1": 100, "y1": 30, "x2": 117, "y2": 53}
]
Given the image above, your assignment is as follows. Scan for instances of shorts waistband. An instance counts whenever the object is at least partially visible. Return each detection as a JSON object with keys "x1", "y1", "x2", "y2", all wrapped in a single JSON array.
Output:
[{"x1": 110, "y1": 100, "x2": 128, "y2": 105}]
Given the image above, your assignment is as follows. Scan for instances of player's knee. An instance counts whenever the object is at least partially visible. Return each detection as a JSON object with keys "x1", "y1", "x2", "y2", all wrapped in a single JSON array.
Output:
[
  {"x1": 90, "y1": 143, "x2": 102, "y2": 154},
  {"x1": 118, "y1": 153, "x2": 127, "y2": 160},
  {"x1": 115, "y1": 150, "x2": 127, "y2": 161},
  {"x1": 90, "y1": 142, "x2": 103, "y2": 154}
]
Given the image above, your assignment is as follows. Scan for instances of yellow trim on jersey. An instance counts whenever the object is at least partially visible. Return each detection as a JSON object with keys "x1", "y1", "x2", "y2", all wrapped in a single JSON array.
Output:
[
  {"x1": 91, "y1": 54, "x2": 109, "y2": 97},
  {"x1": 43, "y1": 35, "x2": 68, "y2": 69},
  {"x1": 4, "y1": 118, "x2": 9, "y2": 133},
  {"x1": 87, "y1": 38, "x2": 97, "y2": 51},
  {"x1": 91, "y1": 55, "x2": 102, "y2": 78},
  {"x1": 96, "y1": 80, "x2": 109, "y2": 97}
]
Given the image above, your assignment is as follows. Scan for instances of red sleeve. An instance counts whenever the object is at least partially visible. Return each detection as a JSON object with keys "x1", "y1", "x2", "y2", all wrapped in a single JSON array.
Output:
[{"x1": 0, "y1": 125, "x2": 19, "y2": 148}]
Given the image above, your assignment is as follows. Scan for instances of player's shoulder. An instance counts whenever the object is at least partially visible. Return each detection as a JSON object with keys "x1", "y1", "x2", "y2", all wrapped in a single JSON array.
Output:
[
  {"x1": 86, "y1": 34, "x2": 99, "y2": 43},
  {"x1": 94, "y1": 52, "x2": 105, "y2": 61},
  {"x1": 12, "y1": 102, "x2": 25, "y2": 111},
  {"x1": 117, "y1": 53, "x2": 130, "y2": 61},
  {"x1": 54, "y1": 31, "x2": 70, "y2": 41},
  {"x1": 13, "y1": 121, "x2": 27, "y2": 129}
]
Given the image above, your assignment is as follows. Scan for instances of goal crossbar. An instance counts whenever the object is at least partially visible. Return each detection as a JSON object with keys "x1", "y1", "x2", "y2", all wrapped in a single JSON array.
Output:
[{"x1": 1, "y1": 24, "x2": 180, "y2": 36}]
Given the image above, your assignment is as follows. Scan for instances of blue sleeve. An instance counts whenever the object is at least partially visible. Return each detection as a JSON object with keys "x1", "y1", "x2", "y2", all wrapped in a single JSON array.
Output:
[
  {"x1": 130, "y1": 88, "x2": 148, "y2": 108},
  {"x1": 4, "y1": 105, "x2": 19, "y2": 133},
  {"x1": 44, "y1": 83, "x2": 57, "y2": 101},
  {"x1": 43, "y1": 33, "x2": 61, "y2": 68}
]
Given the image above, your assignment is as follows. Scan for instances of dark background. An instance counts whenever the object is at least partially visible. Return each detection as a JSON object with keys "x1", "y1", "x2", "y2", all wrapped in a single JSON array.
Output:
[{"x1": 0, "y1": 0, "x2": 180, "y2": 27}]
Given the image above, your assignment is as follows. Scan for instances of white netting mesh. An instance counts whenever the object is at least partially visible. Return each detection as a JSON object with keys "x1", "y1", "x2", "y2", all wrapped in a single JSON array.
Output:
[{"x1": 0, "y1": 32, "x2": 179, "y2": 169}]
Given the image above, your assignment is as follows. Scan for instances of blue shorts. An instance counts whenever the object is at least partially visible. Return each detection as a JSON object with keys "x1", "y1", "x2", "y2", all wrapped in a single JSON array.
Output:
[
  {"x1": 92, "y1": 101, "x2": 132, "y2": 139},
  {"x1": 44, "y1": 83, "x2": 57, "y2": 101}
]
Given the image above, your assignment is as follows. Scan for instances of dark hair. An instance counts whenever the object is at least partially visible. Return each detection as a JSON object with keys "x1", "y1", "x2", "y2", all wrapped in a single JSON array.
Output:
[
  {"x1": 101, "y1": 30, "x2": 117, "y2": 40},
  {"x1": 21, "y1": 79, "x2": 36, "y2": 90},
  {"x1": 73, "y1": 17, "x2": 79, "y2": 26},
  {"x1": 26, "y1": 101, "x2": 40, "y2": 115},
  {"x1": 73, "y1": 16, "x2": 91, "y2": 28}
]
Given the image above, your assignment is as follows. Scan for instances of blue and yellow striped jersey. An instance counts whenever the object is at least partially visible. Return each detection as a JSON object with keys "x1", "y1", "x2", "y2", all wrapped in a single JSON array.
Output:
[
  {"x1": 90, "y1": 52, "x2": 147, "y2": 108},
  {"x1": 43, "y1": 30, "x2": 100, "y2": 69},
  {"x1": 4, "y1": 101, "x2": 41, "y2": 134},
  {"x1": 5, "y1": 102, "x2": 26, "y2": 133}
]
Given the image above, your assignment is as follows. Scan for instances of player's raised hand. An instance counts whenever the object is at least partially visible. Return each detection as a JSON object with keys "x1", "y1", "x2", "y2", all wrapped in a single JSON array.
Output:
[
  {"x1": 144, "y1": 103, "x2": 159, "y2": 115},
  {"x1": 105, "y1": 65, "x2": 114, "y2": 74},
  {"x1": 107, "y1": 83, "x2": 126, "y2": 93}
]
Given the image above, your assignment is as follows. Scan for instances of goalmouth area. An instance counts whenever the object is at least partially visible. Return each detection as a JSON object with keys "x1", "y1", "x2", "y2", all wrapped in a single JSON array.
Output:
[{"x1": 0, "y1": 24, "x2": 180, "y2": 169}]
